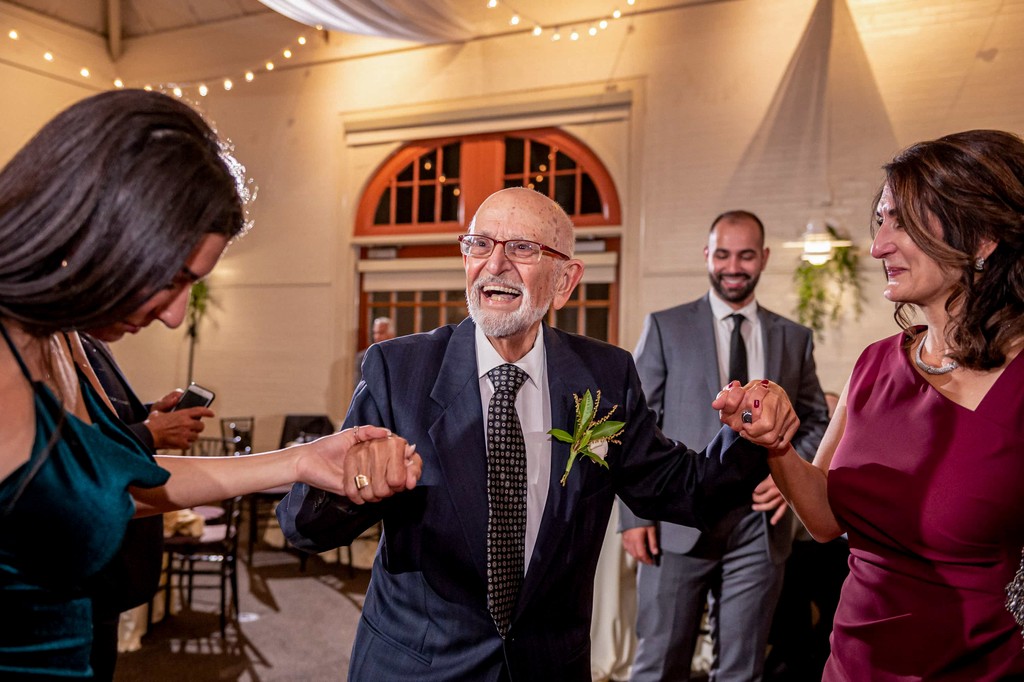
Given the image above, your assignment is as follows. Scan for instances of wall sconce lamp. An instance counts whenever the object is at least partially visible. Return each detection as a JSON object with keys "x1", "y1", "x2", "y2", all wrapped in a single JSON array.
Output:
[{"x1": 784, "y1": 220, "x2": 852, "y2": 266}]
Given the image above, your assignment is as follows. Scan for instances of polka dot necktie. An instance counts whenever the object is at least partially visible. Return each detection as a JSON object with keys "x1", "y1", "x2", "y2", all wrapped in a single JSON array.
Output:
[{"x1": 485, "y1": 363, "x2": 529, "y2": 638}]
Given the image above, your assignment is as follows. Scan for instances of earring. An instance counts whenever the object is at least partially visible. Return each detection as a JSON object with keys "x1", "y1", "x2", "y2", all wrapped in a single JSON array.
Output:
[{"x1": 974, "y1": 257, "x2": 986, "y2": 271}]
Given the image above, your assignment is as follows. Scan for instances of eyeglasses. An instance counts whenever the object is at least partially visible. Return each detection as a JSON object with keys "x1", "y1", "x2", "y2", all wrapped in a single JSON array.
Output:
[{"x1": 458, "y1": 234, "x2": 570, "y2": 263}]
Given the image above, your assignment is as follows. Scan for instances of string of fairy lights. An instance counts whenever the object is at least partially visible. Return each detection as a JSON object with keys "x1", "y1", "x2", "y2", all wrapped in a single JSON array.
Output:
[
  {"x1": 2, "y1": 23, "x2": 324, "y2": 96},
  {"x1": 2, "y1": 1, "x2": 637, "y2": 99},
  {"x1": 487, "y1": 0, "x2": 636, "y2": 42}
]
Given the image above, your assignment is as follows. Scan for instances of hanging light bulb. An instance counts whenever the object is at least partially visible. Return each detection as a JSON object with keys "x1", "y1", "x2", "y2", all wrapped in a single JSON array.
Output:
[
  {"x1": 297, "y1": 36, "x2": 307, "y2": 45},
  {"x1": 283, "y1": 48, "x2": 292, "y2": 58},
  {"x1": 198, "y1": 83, "x2": 209, "y2": 96},
  {"x1": 79, "y1": 67, "x2": 90, "y2": 77},
  {"x1": 532, "y1": 25, "x2": 542, "y2": 36},
  {"x1": 113, "y1": 78, "x2": 124, "y2": 88},
  {"x1": 43, "y1": 52, "x2": 54, "y2": 61},
  {"x1": 223, "y1": 78, "x2": 233, "y2": 90},
  {"x1": 245, "y1": 71, "x2": 255, "y2": 82},
  {"x1": 8, "y1": 29, "x2": 18, "y2": 40},
  {"x1": 510, "y1": 15, "x2": 520, "y2": 26},
  {"x1": 784, "y1": 221, "x2": 854, "y2": 266},
  {"x1": 172, "y1": 86, "x2": 182, "y2": 97},
  {"x1": 265, "y1": 61, "x2": 275, "y2": 71}
]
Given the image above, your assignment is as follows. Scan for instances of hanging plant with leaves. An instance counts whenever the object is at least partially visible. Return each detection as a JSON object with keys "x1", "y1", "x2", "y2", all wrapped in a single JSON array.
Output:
[{"x1": 794, "y1": 224, "x2": 865, "y2": 336}]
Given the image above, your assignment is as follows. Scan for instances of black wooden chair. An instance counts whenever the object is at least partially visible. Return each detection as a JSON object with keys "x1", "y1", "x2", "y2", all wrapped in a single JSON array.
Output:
[
  {"x1": 160, "y1": 495, "x2": 243, "y2": 638},
  {"x1": 220, "y1": 417, "x2": 254, "y2": 456}
]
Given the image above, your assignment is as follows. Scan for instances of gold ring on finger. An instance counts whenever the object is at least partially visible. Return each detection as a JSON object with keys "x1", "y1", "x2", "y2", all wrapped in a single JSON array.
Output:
[{"x1": 354, "y1": 473, "x2": 370, "y2": 490}]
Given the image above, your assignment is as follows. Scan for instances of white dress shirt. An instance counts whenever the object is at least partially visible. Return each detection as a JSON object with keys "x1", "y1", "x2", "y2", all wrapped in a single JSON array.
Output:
[
  {"x1": 475, "y1": 325, "x2": 552, "y2": 573},
  {"x1": 708, "y1": 290, "x2": 764, "y2": 386}
]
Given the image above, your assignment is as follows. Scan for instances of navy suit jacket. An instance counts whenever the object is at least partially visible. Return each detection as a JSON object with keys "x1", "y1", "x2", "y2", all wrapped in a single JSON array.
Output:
[{"x1": 278, "y1": 319, "x2": 767, "y2": 681}]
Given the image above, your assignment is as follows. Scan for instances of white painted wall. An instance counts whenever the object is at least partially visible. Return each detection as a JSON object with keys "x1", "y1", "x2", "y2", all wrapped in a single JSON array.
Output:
[{"x1": 3, "y1": 0, "x2": 1022, "y2": 451}]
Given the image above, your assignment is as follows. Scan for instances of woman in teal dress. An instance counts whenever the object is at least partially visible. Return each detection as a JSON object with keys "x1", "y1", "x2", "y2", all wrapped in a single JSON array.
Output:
[
  {"x1": 0, "y1": 91, "x2": 422, "y2": 678},
  {"x1": 759, "y1": 130, "x2": 1024, "y2": 679}
]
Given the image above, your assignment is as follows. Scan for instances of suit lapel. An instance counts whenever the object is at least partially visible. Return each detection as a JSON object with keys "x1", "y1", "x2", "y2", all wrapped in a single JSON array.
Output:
[
  {"x1": 515, "y1": 326, "x2": 598, "y2": 615},
  {"x1": 758, "y1": 307, "x2": 784, "y2": 380},
  {"x1": 427, "y1": 319, "x2": 490, "y2": 580},
  {"x1": 694, "y1": 295, "x2": 722, "y2": 398}
]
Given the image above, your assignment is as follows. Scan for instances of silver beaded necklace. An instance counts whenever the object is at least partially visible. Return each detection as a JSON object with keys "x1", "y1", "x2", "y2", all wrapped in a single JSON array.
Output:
[{"x1": 914, "y1": 335, "x2": 958, "y2": 375}]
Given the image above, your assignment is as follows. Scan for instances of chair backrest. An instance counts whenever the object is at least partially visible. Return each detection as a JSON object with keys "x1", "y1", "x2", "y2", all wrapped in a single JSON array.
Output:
[
  {"x1": 172, "y1": 495, "x2": 243, "y2": 561},
  {"x1": 191, "y1": 437, "x2": 231, "y2": 457},
  {"x1": 221, "y1": 417, "x2": 254, "y2": 456},
  {"x1": 279, "y1": 414, "x2": 336, "y2": 448},
  {"x1": 221, "y1": 495, "x2": 243, "y2": 552}
]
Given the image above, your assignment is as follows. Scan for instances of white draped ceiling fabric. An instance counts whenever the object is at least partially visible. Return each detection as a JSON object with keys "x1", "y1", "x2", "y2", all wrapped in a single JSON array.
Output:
[
  {"x1": 257, "y1": 0, "x2": 474, "y2": 43},
  {"x1": 725, "y1": 0, "x2": 896, "y2": 212}
]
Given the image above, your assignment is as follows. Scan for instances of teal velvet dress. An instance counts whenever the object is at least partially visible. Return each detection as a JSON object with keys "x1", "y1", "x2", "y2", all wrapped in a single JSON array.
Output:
[{"x1": 0, "y1": 328, "x2": 170, "y2": 679}]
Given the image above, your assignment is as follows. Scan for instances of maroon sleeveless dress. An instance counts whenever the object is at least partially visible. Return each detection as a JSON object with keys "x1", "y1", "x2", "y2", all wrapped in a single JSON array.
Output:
[{"x1": 825, "y1": 329, "x2": 1024, "y2": 681}]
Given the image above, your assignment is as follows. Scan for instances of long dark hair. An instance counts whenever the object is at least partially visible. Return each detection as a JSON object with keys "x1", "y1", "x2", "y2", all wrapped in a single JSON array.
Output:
[
  {"x1": 881, "y1": 129, "x2": 1024, "y2": 369},
  {"x1": 0, "y1": 89, "x2": 247, "y2": 334}
]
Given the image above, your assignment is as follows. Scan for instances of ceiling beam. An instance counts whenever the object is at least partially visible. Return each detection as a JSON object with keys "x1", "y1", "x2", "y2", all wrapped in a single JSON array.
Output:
[{"x1": 106, "y1": 0, "x2": 122, "y2": 60}]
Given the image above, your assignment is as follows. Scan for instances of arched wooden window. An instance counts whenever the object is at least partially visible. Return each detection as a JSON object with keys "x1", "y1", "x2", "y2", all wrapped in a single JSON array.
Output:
[
  {"x1": 356, "y1": 128, "x2": 620, "y2": 236},
  {"x1": 355, "y1": 128, "x2": 621, "y2": 347}
]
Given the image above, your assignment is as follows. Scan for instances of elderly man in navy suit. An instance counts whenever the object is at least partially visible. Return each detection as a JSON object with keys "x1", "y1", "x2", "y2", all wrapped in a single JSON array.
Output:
[{"x1": 278, "y1": 189, "x2": 800, "y2": 681}]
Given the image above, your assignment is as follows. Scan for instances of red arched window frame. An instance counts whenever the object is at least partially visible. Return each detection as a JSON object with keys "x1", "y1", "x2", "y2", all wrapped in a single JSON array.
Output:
[{"x1": 355, "y1": 128, "x2": 621, "y2": 237}]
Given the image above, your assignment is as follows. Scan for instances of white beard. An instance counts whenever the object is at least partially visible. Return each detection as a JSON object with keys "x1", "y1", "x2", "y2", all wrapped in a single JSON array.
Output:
[{"x1": 467, "y1": 275, "x2": 552, "y2": 338}]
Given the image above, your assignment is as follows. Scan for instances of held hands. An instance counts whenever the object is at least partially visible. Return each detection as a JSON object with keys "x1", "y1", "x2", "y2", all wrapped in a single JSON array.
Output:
[
  {"x1": 145, "y1": 390, "x2": 214, "y2": 450},
  {"x1": 293, "y1": 425, "x2": 422, "y2": 505},
  {"x1": 712, "y1": 379, "x2": 800, "y2": 454}
]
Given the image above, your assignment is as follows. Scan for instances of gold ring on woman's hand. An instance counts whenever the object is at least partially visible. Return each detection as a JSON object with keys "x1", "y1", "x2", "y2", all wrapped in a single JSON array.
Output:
[
  {"x1": 354, "y1": 474, "x2": 370, "y2": 490},
  {"x1": 353, "y1": 425, "x2": 362, "y2": 443}
]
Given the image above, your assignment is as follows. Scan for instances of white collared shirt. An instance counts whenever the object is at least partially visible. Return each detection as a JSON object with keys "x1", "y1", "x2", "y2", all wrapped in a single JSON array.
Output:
[
  {"x1": 708, "y1": 290, "x2": 765, "y2": 386},
  {"x1": 475, "y1": 325, "x2": 552, "y2": 573}
]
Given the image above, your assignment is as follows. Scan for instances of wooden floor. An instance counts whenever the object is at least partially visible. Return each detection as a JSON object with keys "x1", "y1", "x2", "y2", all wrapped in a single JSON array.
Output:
[{"x1": 115, "y1": 528, "x2": 379, "y2": 681}]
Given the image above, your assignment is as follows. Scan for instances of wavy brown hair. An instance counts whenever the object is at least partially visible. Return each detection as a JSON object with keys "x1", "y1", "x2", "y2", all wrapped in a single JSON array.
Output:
[
  {"x1": 879, "y1": 129, "x2": 1024, "y2": 370},
  {"x1": 0, "y1": 90, "x2": 247, "y2": 335}
]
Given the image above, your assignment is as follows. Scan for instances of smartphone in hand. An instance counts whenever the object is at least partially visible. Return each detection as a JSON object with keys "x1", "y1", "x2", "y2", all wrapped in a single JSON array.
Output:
[{"x1": 172, "y1": 383, "x2": 215, "y2": 411}]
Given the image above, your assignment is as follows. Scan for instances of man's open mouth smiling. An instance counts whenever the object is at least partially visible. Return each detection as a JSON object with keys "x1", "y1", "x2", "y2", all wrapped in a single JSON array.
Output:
[{"x1": 481, "y1": 283, "x2": 522, "y2": 302}]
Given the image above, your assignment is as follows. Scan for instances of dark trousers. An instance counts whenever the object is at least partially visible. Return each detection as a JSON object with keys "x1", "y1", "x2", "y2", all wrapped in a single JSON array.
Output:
[{"x1": 764, "y1": 537, "x2": 850, "y2": 682}]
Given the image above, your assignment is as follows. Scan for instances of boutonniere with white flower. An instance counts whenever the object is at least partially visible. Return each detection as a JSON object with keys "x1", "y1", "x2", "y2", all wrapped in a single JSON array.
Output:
[{"x1": 548, "y1": 389, "x2": 626, "y2": 486}]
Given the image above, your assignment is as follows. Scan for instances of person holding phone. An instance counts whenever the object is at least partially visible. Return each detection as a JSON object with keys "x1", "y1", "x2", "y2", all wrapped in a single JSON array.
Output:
[
  {"x1": 0, "y1": 90, "x2": 422, "y2": 679},
  {"x1": 86, "y1": 337, "x2": 215, "y2": 452}
]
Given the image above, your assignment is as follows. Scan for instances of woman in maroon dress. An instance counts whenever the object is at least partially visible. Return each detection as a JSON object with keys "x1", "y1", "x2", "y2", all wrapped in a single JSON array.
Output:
[{"x1": 761, "y1": 130, "x2": 1024, "y2": 680}]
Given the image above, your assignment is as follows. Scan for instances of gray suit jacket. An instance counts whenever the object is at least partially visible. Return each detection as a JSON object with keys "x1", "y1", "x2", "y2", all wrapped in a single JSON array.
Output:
[{"x1": 618, "y1": 294, "x2": 828, "y2": 563}]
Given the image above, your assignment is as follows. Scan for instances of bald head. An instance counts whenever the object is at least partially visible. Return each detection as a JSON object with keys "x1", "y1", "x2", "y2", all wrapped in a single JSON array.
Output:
[
  {"x1": 470, "y1": 187, "x2": 576, "y2": 258},
  {"x1": 463, "y1": 187, "x2": 585, "y2": 359}
]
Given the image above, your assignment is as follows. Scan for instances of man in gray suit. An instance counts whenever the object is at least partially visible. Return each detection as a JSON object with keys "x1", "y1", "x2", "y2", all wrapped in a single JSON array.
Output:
[{"x1": 619, "y1": 210, "x2": 829, "y2": 681}]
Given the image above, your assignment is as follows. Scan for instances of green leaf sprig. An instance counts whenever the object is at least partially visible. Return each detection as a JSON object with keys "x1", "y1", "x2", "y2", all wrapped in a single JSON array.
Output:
[{"x1": 548, "y1": 389, "x2": 626, "y2": 486}]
